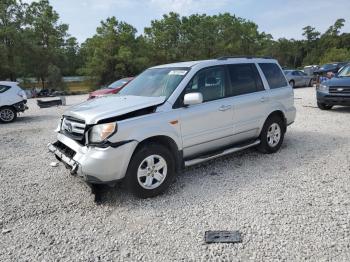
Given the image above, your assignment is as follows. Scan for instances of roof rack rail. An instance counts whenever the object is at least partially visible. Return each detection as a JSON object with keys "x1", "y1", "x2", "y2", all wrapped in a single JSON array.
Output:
[{"x1": 217, "y1": 56, "x2": 274, "y2": 60}]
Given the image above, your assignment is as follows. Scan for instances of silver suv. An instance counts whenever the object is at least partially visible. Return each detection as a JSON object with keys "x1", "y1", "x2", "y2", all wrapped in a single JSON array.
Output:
[{"x1": 49, "y1": 57, "x2": 296, "y2": 198}]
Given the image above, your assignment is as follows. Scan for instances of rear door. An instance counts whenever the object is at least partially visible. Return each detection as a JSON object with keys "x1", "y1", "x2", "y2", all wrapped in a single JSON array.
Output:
[
  {"x1": 226, "y1": 63, "x2": 269, "y2": 142},
  {"x1": 298, "y1": 71, "x2": 310, "y2": 86},
  {"x1": 258, "y1": 62, "x2": 293, "y2": 120},
  {"x1": 291, "y1": 71, "x2": 302, "y2": 86},
  {"x1": 179, "y1": 66, "x2": 235, "y2": 158}
]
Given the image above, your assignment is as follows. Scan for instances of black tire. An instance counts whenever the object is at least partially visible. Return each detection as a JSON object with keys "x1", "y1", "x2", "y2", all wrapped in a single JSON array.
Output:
[
  {"x1": 257, "y1": 115, "x2": 285, "y2": 154},
  {"x1": 0, "y1": 106, "x2": 17, "y2": 123},
  {"x1": 125, "y1": 143, "x2": 176, "y2": 198},
  {"x1": 308, "y1": 79, "x2": 313, "y2": 87},
  {"x1": 317, "y1": 102, "x2": 333, "y2": 110},
  {"x1": 289, "y1": 80, "x2": 295, "y2": 88}
]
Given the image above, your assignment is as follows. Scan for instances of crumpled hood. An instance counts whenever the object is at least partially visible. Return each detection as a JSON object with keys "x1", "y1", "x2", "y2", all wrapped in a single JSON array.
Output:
[
  {"x1": 64, "y1": 95, "x2": 166, "y2": 125},
  {"x1": 324, "y1": 77, "x2": 350, "y2": 87}
]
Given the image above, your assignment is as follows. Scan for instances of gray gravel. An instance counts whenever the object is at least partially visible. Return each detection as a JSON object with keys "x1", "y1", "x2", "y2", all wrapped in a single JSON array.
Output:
[{"x1": 1, "y1": 88, "x2": 350, "y2": 261}]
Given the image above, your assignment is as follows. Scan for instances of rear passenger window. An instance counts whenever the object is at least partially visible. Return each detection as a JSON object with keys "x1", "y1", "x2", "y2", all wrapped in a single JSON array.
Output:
[
  {"x1": 227, "y1": 63, "x2": 264, "y2": 96},
  {"x1": 0, "y1": 85, "x2": 10, "y2": 93},
  {"x1": 259, "y1": 63, "x2": 287, "y2": 89}
]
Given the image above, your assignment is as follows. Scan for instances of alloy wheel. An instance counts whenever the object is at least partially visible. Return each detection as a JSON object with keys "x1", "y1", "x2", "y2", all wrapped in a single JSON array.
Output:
[
  {"x1": 137, "y1": 154, "x2": 168, "y2": 190},
  {"x1": 0, "y1": 108, "x2": 15, "y2": 122},
  {"x1": 267, "y1": 123, "x2": 281, "y2": 147}
]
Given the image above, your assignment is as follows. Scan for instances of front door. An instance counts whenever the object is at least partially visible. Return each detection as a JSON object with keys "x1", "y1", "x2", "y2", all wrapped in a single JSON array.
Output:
[{"x1": 179, "y1": 66, "x2": 234, "y2": 158}]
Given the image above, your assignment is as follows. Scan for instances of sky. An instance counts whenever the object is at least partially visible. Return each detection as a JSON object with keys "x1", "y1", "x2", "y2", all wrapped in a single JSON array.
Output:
[{"x1": 23, "y1": 0, "x2": 350, "y2": 43}]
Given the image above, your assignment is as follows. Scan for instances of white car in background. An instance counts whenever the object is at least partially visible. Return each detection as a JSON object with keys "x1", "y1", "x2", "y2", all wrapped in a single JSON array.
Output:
[{"x1": 0, "y1": 81, "x2": 28, "y2": 123}]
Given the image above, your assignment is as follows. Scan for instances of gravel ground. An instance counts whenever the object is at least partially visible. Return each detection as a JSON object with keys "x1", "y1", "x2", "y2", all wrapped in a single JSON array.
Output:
[{"x1": 1, "y1": 88, "x2": 350, "y2": 261}]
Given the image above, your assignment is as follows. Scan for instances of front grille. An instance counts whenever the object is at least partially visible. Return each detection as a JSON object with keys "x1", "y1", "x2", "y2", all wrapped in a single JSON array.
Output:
[
  {"x1": 61, "y1": 116, "x2": 86, "y2": 141},
  {"x1": 329, "y1": 86, "x2": 350, "y2": 94},
  {"x1": 53, "y1": 141, "x2": 76, "y2": 159}
]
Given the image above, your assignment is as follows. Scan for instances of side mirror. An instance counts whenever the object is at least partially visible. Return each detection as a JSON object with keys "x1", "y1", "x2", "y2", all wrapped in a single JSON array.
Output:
[{"x1": 184, "y1": 92, "x2": 203, "y2": 106}]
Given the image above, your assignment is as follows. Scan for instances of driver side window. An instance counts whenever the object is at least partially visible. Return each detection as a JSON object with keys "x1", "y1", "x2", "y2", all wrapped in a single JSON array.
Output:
[{"x1": 185, "y1": 66, "x2": 226, "y2": 102}]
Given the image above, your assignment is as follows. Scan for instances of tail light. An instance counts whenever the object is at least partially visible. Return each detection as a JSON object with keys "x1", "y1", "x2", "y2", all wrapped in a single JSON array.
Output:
[{"x1": 18, "y1": 90, "x2": 27, "y2": 100}]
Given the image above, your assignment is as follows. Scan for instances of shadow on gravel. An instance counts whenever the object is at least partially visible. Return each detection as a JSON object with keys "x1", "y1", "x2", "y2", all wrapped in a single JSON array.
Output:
[
  {"x1": 11, "y1": 115, "x2": 56, "y2": 124},
  {"x1": 93, "y1": 130, "x2": 342, "y2": 206},
  {"x1": 329, "y1": 106, "x2": 350, "y2": 114}
]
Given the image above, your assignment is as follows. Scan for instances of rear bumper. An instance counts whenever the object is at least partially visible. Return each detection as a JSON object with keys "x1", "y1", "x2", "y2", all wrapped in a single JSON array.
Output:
[
  {"x1": 285, "y1": 106, "x2": 296, "y2": 125},
  {"x1": 13, "y1": 100, "x2": 28, "y2": 112},
  {"x1": 317, "y1": 91, "x2": 350, "y2": 106},
  {"x1": 48, "y1": 133, "x2": 138, "y2": 184}
]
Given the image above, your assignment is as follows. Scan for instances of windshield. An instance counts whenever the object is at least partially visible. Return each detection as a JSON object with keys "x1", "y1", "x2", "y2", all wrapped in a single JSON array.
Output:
[
  {"x1": 338, "y1": 64, "x2": 350, "y2": 77},
  {"x1": 119, "y1": 67, "x2": 190, "y2": 98},
  {"x1": 108, "y1": 78, "x2": 129, "y2": 89},
  {"x1": 284, "y1": 70, "x2": 292, "y2": 74},
  {"x1": 321, "y1": 63, "x2": 337, "y2": 69}
]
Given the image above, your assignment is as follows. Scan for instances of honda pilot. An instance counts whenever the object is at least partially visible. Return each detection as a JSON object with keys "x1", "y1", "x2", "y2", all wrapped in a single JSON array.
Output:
[{"x1": 49, "y1": 57, "x2": 296, "y2": 198}]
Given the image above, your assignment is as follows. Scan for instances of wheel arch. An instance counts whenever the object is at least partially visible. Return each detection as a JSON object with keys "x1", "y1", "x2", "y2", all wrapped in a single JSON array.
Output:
[
  {"x1": 265, "y1": 110, "x2": 287, "y2": 133},
  {"x1": 0, "y1": 105, "x2": 16, "y2": 110},
  {"x1": 134, "y1": 135, "x2": 183, "y2": 173}
]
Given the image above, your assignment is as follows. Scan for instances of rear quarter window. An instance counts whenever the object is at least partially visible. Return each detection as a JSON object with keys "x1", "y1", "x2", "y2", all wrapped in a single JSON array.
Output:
[
  {"x1": 259, "y1": 63, "x2": 287, "y2": 89},
  {"x1": 0, "y1": 85, "x2": 11, "y2": 93}
]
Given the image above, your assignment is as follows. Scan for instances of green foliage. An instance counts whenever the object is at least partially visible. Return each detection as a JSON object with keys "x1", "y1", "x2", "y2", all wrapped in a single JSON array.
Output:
[
  {"x1": 79, "y1": 17, "x2": 149, "y2": 85},
  {"x1": 320, "y1": 48, "x2": 350, "y2": 64},
  {"x1": 0, "y1": 0, "x2": 26, "y2": 80},
  {"x1": 0, "y1": 1, "x2": 350, "y2": 86},
  {"x1": 0, "y1": 0, "x2": 81, "y2": 86},
  {"x1": 47, "y1": 64, "x2": 65, "y2": 90}
]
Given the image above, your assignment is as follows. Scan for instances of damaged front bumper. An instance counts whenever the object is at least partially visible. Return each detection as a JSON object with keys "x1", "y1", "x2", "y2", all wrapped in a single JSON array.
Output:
[{"x1": 48, "y1": 133, "x2": 138, "y2": 184}]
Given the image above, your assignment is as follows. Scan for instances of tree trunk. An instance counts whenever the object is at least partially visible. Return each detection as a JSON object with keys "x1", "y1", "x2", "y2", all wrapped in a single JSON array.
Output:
[{"x1": 41, "y1": 76, "x2": 45, "y2": 89}]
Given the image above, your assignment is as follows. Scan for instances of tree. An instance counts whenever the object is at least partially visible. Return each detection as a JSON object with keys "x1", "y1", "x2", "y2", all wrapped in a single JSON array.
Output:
[
  {"x1": 302, "y1": 26, "x2": 320, "y2": 42},
  {"x1": 320, "y1": 48, "x2": 350, "y2": 64},
  {"x1": 144, "y1": 12, "x2": 182, "y2": 63},
  {"x1": 0, "y1": 0, "x2": 27, "y2": 80},
  {"x1": 47, "y1": 64, "x2": 65, "y2": 90},
  {"x1": 61, "y1": 37, "x2": 82, "y2": 76},
  {"x1": 80, "y1": 17, "x2": 147, "y2": 85},
  {"x1": 23, "y1": 0, "x2": 69, "y2": 87},
  {"x1": 325, "y1": 18, "x2": 345, "y2": 36}
]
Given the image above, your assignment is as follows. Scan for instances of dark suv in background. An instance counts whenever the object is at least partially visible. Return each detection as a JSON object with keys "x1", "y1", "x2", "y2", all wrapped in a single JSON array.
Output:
[
  {"x1": 317, "y1": 63, "x2": 350, "y2": 110},
  {"x1": 314, "y1": 62, "x2": 349, "y2": 75}
]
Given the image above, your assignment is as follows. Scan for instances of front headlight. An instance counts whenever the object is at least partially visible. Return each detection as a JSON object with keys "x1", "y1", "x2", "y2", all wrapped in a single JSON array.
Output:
[
  {"x1": 89, "y1": 122, "x2": 117, "y2": 143},
  {"x1": 318, "y1": 84, "x2": 329, "y2": 93}
]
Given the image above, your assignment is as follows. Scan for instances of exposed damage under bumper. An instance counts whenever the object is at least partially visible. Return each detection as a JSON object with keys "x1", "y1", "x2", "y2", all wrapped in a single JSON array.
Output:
[{"x1": 48, "y1": 132, "x2": 138, "y2": 185}]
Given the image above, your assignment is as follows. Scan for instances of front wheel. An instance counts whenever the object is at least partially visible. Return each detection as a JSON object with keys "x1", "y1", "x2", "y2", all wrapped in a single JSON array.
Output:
[
  {"x1": 125, "y1": 143, "x2": 176, "y2": 198},
  {"x1": 0, "y1": 107, "x2": 17, "y2": 123},
  {"x1": 317, "y1": 102, "x2": 333, "y2": 110},
  {"x1": 257, "y1": 115, "x2": 285, "y2": 154}
]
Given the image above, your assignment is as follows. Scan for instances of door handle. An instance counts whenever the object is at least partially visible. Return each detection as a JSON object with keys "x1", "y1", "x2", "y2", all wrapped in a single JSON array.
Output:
[
  {"x1": 218, "y1": 105, "x2": 232, "y2": 111},
  {"x1": 260, "y1": 97, "x2": 269, "y2": 102}
]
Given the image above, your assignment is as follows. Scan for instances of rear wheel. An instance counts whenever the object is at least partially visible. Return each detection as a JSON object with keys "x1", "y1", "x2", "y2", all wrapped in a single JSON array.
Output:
[
  {"x1": 125, "y1": 143, "x2": 176, "y2": 198},
  {"x1": 317, "y1": 102, "x2": 333, "y2": 110},
  {"x1": 0, "y1": 107, "x2": 17, "y2": 123},
  {"x1": 257, "y1": 115, "x2": 285, "y2": 154},
  {"x1": 308, "y1": 79, "x2": 313, "y2": 87},
  {"x1": 289, "y1": 80, "x2": 295, "y2": 88}
]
